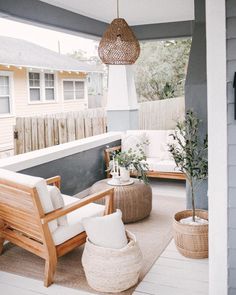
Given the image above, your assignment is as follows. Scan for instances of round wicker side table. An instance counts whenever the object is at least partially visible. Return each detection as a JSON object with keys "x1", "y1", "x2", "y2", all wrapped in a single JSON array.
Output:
[{"x1": 89, "y1": 178, "x2": 152, "y2": 223}]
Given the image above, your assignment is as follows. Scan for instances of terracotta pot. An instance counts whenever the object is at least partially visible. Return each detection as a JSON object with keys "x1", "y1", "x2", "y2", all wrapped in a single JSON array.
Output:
[{"x1": 173, "y1": 209, "x2": 208, "y2": 259}]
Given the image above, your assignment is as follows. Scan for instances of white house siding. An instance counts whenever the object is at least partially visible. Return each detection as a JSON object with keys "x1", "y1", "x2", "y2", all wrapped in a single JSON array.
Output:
[
  {"x1": 0, "y1": 66, "x2": 88, "y2": 157},
  {"x1": 226, "y1": 0, "x2": 236, "y2": 294}
]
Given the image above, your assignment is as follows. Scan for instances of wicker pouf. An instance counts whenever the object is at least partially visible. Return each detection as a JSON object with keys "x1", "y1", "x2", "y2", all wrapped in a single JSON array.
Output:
[
  {"x1": 82, "y1": 231, "x2": 143, "y2": 293},
  {"x1": 89, "y1": 178, "x2": 152, "y2": 223}
]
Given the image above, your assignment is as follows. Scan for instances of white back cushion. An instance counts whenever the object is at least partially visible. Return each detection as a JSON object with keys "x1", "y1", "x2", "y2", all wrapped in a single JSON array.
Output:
[
  {"x1": 47, "y1": 185, "x2": 67, "y2": 226},
  {"x1": 145, "y1": 130, "x2": 168, "y2": 158},
  {"x1": 0, "y1": 169, "x2": 57, "y2": 232},
  {"x1": 82, "y1": 209, "x2": 128, "y2": 249},
  {"x1": 122, "y1": 131, "x2": 147, "y2": 156}
]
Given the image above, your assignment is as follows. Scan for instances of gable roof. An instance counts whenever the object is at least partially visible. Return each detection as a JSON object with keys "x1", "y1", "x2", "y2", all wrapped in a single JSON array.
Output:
[{"x1": 0, "y1": 36, "x2": 103, "y2": 72}]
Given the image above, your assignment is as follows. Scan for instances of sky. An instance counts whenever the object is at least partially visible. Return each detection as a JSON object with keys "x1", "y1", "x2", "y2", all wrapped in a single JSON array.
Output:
[{"x1": 0, "y1": 17, "x2": 99, "y2": 57}]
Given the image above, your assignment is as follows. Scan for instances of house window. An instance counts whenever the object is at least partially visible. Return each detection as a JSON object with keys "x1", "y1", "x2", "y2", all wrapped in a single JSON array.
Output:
[
  {"x1": 63, "y1": 80, "x2": 85, "y2": 100},
  {"x1": 0, "y1": 72, "x2": 12, "y2": 115},
  {"x1": 29, "y1": 72, "x2": 40, "y2": 101},
  {"x1": 45, "y1": 73, "x2": 55, "y2": 101},
  {"x1": 28, "y1": 72, "x2": 55, "y2": 102}
]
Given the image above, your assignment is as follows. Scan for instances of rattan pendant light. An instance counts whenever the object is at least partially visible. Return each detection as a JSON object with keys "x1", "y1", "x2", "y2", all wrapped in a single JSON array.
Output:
[{"x1": 98, "y1": 0, "x2": 140, "y2": 65}]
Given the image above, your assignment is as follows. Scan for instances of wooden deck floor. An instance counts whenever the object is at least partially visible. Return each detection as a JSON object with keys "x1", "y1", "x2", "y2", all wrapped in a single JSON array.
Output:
[
  {"x1": 134, "y1": 240, "x2": 208, "y2": 295},
  {"x1": 0, "y1": 240, "x2": 208, "y2": 295}
]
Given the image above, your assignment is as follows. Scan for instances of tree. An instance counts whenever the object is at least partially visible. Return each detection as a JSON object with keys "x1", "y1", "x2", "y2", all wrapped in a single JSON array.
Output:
[
  {"x1": 168, "y1": 110, "x2": 208, "y2": 221},
  {"x1": 135, "y1": 39, "x2": 191, "y2": 101}
]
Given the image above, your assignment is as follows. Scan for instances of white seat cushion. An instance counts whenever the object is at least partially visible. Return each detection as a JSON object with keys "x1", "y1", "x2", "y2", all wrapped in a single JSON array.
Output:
[
  {"x1": 82, "y1": 209, "x2": 128, "y2": 249},
  {"x1": 146, "y1": 158, "x2": 181, "y2": 173},
  {"x1": 0, "y1": 169, "x2": 57, "y2": 232},
  {"x1": 52, "y1": 194, "x2": 105, "y2": 246}
]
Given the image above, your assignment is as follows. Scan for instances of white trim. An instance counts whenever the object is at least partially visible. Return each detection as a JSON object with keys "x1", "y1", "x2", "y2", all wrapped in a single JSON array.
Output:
[
  {"x1": 0, "y1": 63, "x2": 103, "y2": 73},
  {"x1": 62, "y1": 78, "x2": 87, "y2": 102},
  {"x1": 27, "y1": 69, "x2": 58, "y2": 104},
  {"x1": 0, "y1": 132, "x2": 123, "y2": 172},
  {"x1": 206, "y1": 1, "x2": 228, "y2": 295},
  {"x1": 0, "y1": 70, "x2": 14, "y2": 117}
]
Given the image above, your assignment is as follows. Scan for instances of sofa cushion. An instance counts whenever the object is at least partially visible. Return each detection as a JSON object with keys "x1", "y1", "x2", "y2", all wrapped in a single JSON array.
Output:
[
  {"x1": 52, "y1": 194, "x2": 105, "y2": 246},
  {"x1": 47, "y1": 185, "x2": 67, "y2": 226},
  {"x1": 144, "y1": 130, "x2": 168, "y2": 158},
  {"x1": 82, "y1": 209, "x2": 128, "y2": 249},
  {"x1": 0, "y1": 169, "x2": 57, "y2": 232},
  {"x1": 122, "y1": 131, "x2": 147, "y2": 156},
  {"x1": 146, "y1": 158, "x2": 181, "y2": 173}
]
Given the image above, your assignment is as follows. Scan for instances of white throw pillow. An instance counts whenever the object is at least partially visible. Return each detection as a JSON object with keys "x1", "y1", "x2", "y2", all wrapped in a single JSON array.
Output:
[
  {"x1": 82, "y1": 209, "x2": 128, "y2": 249},
  {"x1": 122, "y1": 132, "x2": 147, "y2": 156},
  {"x1": 47, "y1": 185, "x2": 67, "y2": 226}
]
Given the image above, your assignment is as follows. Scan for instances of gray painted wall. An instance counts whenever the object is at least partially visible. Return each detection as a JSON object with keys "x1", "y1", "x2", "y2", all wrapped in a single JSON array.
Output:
[
  {"x1": 185, "y1": 0, "x2": 208, "y2": 210},
  {"x1": 20, "y1": 140, "x2": 121, "y2": 196},
  {"x1": 226, "y1": 0, "x2": 236, "y2": 293}
]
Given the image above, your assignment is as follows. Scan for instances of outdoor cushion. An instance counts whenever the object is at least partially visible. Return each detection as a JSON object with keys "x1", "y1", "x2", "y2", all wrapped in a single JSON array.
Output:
[
  {"x1": 52, "y1": 194, "x2": 105, "y2": 246},
  {"x1": 82, "y1": 209, "x2": 128, "y2": 249},
  {"x1": 146, "y1": 158, "x2": 181, "y2": 173},
  {"x1": 0, "y1": 169, "x2": 57, "y2": 232},
  {"x1": 122, "y1": 131, "x2": 147, "y2": 156},
  {"x1": 145, "y1": 130, "x2": 168, "y2": 158},
  {"x1": 47, "y1": 185, "x2": 67, "y2": 226}
]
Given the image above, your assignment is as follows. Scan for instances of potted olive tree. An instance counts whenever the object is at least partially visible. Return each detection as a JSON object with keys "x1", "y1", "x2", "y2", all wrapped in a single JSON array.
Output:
[{"x1": 168, "y1": 110, "x2": 208, "y2": 258}]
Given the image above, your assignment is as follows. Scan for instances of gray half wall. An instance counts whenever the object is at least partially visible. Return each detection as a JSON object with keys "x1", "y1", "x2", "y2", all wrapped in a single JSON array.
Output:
[
  {"x1": 107, "y1": 110, "x2": 139, "y2": 132},
  {"x1": 185, "y1": 0, "x2": 208, "y2": 210},
  {"x1": 20, "y1": 140, "x2": 121, "y2": 196}
]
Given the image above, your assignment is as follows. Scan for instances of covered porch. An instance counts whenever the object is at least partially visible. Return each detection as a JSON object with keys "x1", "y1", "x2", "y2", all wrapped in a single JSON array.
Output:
[{"x1": 0, "y1": 0, "x2": 232, "y2": 294}]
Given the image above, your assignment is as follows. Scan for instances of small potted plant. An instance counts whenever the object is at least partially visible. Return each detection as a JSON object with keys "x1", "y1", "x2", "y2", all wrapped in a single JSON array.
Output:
[
  {"x1": 168, "y1": 110, "x2": 208, "y2": 259},
  {"x1": 110, "y1": 143, "x2": 149, "y2": 184}
]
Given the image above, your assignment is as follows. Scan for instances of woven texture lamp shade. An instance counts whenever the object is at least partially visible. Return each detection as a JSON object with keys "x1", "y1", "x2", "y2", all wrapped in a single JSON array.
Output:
[{"x1": 98, "y1": 18, "x2": 140, "y2": 65}]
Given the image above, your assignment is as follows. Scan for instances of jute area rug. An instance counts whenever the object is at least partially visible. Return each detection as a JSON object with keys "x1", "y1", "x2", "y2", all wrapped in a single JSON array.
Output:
[{"x1": 0, "y1": 194, "x2": 184, "y2": 294}]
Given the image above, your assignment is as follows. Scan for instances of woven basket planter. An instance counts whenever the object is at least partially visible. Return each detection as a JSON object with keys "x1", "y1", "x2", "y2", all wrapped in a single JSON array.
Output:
[
  {"x1": 173, "y1": 209, "x2": 208, "y2": 259},
  {"x1": 82, "y1": 231, "x2": 143, "y2": 293}
]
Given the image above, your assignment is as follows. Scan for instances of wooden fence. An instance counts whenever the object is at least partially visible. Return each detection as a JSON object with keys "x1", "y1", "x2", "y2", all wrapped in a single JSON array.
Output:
[
  {"x1": 14, "y1": 108, "x2": 107, "y2": 155},
  {"x1": 13, "y1": 97, "x2": 185, "y2": 155},
  {"x1": 139, "y1": 96, "x2": 185, "y2": 130}
]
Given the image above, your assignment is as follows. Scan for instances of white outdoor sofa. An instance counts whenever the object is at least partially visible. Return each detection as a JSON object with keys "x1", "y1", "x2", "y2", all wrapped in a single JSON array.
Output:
[{"x1": 105, "y1": 130, "x2": 185, "y2": 181}]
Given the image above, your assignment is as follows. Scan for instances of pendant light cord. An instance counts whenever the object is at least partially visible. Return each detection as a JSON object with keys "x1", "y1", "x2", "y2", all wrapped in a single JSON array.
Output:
[{"x1": 117, "y1": 0, "x2": 119, "y2": 18}]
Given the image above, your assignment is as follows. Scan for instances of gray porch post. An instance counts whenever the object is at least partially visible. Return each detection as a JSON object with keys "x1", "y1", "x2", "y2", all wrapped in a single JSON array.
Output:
[
  {"x1": 185, "y1": 0, "x2": 208, "y2": 210},
  {"x1": 107, "y1": 65, "x2": 139, "y2": 131}
]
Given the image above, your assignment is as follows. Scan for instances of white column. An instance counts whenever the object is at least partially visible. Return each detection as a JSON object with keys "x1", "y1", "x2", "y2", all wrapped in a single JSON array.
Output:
[
  {"x1": 106, "y1": 65, "x2": 139, "y2": 131},
  {"x1": 206, "y1": 0, "x2": 228, "y2": 294}
]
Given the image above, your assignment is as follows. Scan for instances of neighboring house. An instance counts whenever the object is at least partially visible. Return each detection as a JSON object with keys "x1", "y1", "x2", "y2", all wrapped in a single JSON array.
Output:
[{"x1": 0, "y1": 36, "x2": 103, "y2": 158}]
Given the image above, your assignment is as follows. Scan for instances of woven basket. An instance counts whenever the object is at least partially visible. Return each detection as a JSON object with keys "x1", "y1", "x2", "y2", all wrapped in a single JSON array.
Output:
[
  {"x1": 98, "y1": 18, "x2": 140, "y2": 65},
  {"x1": 82, "y1": 231, "x2": 143, "y2": 293},
  {"x1": 173, "y1": 209, "x2": 208, "y2": 259}
]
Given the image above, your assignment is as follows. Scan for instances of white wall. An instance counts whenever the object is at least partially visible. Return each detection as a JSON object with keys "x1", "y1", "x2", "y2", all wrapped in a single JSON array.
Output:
[{"x1": 206, "y1": 0, "x2": 228, "y2": 294}]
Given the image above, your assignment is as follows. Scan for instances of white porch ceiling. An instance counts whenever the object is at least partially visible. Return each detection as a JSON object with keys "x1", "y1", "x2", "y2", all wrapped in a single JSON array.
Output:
[{"x1": 39, "y1": 0, "x2": 194, "y2": 25}]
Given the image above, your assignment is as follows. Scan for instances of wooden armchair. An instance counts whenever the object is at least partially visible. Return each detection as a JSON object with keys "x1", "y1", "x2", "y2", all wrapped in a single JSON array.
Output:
[{"x1": 0, "y1": 170, "x2": 114, "y2": 287}]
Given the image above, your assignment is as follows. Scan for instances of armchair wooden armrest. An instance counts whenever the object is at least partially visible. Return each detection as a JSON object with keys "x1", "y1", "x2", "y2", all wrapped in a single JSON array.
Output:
[
  {"x1": 41, "y1": 188, "x2": 114, "y2": 224},
  {"x1": 46, "y1": 176, "x2": 61, "y2": 189},
  {"x1": 104, "y1": 145, "x2": 121, "y2": 178}
]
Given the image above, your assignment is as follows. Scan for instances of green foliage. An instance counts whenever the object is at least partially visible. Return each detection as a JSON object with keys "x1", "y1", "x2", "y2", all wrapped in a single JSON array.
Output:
[
  {"x1": 111, "y1": 142, "x2": 149, "y2": 184},
  {"x1": 168, "y1": 110, "x2": 208, "y2": 221},
  {"x1": 135, "y1": 39, "x2": 191, "y2": 101}
]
